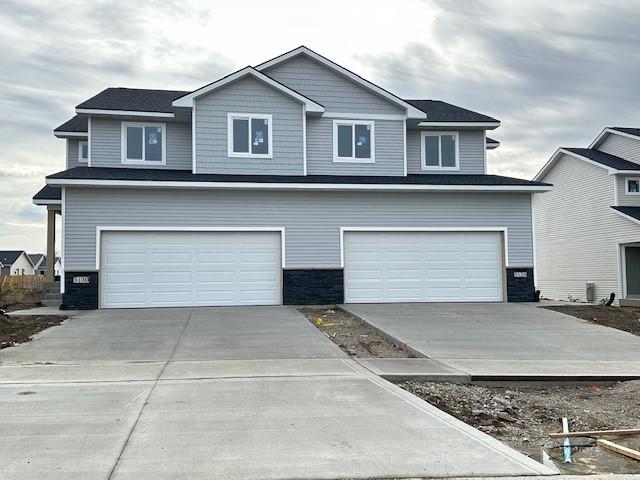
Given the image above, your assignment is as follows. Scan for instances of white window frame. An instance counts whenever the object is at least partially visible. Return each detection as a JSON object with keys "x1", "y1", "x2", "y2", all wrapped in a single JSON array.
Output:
[
  {"x1": 420, "y1": 131, "x2": 460, "y2": 171},
  {"x1": 227, "y1": 113, "x2": 273, "y2": 159},
  {"x1": 78, "y1": 141, "x2": 88, "y2": 163},
  {"x1": 121, "y1": 122, "x2": 167, "y2": 165},
  {"x1": 332, "y1": 120, "x2": 375, "y2": 163},
  {"x1": 625, "y1": 177, "x2": 640, "y2": 195}
]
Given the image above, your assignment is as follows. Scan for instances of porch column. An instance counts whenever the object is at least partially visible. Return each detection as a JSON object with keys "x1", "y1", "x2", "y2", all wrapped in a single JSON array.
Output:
[{"x1": 46, "y1": 208, "x2": 56, "y2": 282}]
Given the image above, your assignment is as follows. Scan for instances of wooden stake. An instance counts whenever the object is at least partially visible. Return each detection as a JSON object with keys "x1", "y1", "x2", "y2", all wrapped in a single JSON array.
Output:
[
  {"x1": 597, "y1": 439, "x2": 640, "y2": 461},
  {"x1": 549, "y1": 428, "x2": 640, "y2": 439}
]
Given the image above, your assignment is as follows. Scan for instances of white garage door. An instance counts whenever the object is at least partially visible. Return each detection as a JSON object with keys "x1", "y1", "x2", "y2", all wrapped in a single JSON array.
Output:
[
  {"x1": 344, "y1": 231, "x2": 503, "y2": 303},
  {"x1": 100, "y1": 231, "x2": 281, "y2": 308}
]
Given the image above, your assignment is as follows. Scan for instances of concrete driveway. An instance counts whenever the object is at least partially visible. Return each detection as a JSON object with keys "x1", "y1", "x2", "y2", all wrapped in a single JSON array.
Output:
[
  {"x1": 344, "y1": 303, "x2": 640, "y2": 379},
  {"x1": 0, "y1": 306, "x2": 551, "y2": 479}
]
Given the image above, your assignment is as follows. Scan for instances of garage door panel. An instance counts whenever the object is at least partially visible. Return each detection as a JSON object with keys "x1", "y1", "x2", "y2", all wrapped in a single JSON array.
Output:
[
  {"x1": 345, "y1": 231, "x2": 502, "y2": 303},
  {"x1": 101, "y1": 231, "x2": 281, "y2": 308}
]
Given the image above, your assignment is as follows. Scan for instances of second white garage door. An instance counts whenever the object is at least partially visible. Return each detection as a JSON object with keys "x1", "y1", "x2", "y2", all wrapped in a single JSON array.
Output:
[
  {"x1": 344, "y1": 231, "x2": 503, "y2": 303},
  {"x1": 100, "y1": 231, "x2": 281, "y2": 308}
]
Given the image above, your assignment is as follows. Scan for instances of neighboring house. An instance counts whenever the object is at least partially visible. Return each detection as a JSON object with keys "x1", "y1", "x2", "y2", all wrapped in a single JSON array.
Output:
[
  {"x1": 33, "y1": 46, "x2": 550, "y2": 310},
  {"x1": 533, "y1": 127, "x2": 640, "y2": 305},
  {"x1": 29, "y1": 254, "x2": 46, "y2": 275},
  {"x1": 0, "y1": 251, "x2": 34, "y2": 276}
]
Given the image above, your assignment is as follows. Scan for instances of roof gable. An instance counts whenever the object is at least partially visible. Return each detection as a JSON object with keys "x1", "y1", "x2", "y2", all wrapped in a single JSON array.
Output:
[
  {"x1": 534, "y1": 147, "x2": 640, "y2": 181},
  {"x1": 0, "y1": 251, "x2": 29, "y2": 267},
  {"x1": 172, "y1": 66, "x2": 324, "y2": 113},
  {"x1": 256, "y1": 46, "x2": 425, "y2": 119},
  {"x1": 589, "y1": 127, "x2": 640, "y2": 149}
]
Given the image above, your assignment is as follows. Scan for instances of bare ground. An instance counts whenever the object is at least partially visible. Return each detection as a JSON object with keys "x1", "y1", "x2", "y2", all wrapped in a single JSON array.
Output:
[
  {"x1": 545, "y1": 305, "x2": 640, "y2": 336},
  {"x1": 400, "y1": 380, "x2": 640, "y2": 474},
  {"x1": 0, "y1": 313, "x2": 67, "y2": 349},
  {"x1": 0, "y1": 288, "x2": 43, "y2": 312},
  {"x1": 299, "y1": 306, "x2": 414, "y2": 358}
]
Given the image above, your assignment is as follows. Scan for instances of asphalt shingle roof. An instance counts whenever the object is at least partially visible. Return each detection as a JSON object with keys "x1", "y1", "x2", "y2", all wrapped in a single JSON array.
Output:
[
  {"x1": 33, "y1": 185, "x2": 62, "y2": 201},
  {"x1": 76, "y1": 87, "x2": 189, "y2": 113},
  {"x1": 610, "y1": 127, "x2": 640, "y2": 138},
  {"x1": 47, "y1": 166, "x2": 549, "y2": 187},
  {"x1": 54, "y1": 115, "x2": 88, "y2": 133},
  {"x1": 0, "y1": 251, "x2": 26, "y2": 266},
  {"x1": 611, "y1": 206, "x2": 640, "y2": 222},
  {"x1": 563, "y1": 148, "x2": 640, "y2": 171},
  {"x1": 404, "y1": 100, "x2": 499, "y2": 123}
]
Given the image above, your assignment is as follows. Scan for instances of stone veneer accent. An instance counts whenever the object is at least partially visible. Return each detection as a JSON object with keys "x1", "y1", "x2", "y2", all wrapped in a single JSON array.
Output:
[
  {"x1": 62, "y1": 271, "x2": 98, "y2": 310},
  {"x1": 283, "y1": 269, "x2": 344, "y2": 305},
  {"x1": 506, "y1": 267, "x2": 536, "y2": 302}
]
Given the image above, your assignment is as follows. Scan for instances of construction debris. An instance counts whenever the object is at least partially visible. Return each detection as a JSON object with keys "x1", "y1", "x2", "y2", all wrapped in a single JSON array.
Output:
[{"x1": 597, "y1": 439, "x2": 640, "y2": 461}]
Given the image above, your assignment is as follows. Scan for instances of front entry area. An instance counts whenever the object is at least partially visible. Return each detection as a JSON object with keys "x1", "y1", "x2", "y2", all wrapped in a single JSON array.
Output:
[
  {"x1": 100, "y1": 230, "x2": 281, "y2": 308},
  {"x1": 343, "y1": 230, "x2": 504, "y2": 303},
  {"x1": 625, "y1": 245, "x2": 640, "y2": 298}
]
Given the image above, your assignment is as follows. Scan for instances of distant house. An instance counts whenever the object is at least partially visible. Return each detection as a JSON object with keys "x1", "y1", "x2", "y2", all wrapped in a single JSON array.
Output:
[
  {"x1": 29, "y1": 254, "x2": 46, "y2": 275},
  {"x1": 0, "y1": 251, "x2": 34, "y2": 276}
]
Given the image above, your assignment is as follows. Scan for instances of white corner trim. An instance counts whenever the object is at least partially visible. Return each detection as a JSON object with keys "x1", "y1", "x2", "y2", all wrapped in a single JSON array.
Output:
[
  {"x1": 332, "y1": 119, "x2": 375, "y2": 163},
  {"x1": 46, "y1": 177, "x2": 553, "y2": 192},
  {"x1": 120, "y1": 121, "x2": 167, "y2": 165},
  {"x1": 254, "y1": 46, "x2": 426, "y2": 119},
  {"x1": 612, "y1": 208, "x2": 640, "y2": 225},
  {"x1": 172, "y1": 66, "x2": 324, "y2": 113},
  {"x1": 87, "y1": 117, "x2": 92, "y2": 167},
  {"x1": 76, "y1": 108, "x2": 175, "y2": 118},
  {"x1": 192, "y1": 99, "x2": 197, "y2": 174},
  {"x1": 403, "y1": 119, "x2": 407, "y2": 176},
  {"x1": 95, "y1": 226, "x2": 287, "y2": 270},
  {"x1": 227, "y1": 113, "x2": 274, "y2": 159},
  {"x1": 417, "y1": 121, "x2": 500, "y2": 128},
  {"x1": 338, "y1": 226, "x2": 510, "y2": 268},
  {"x1": 482, "y1": 130, "x2": 487, "y2": 173},
  {"x1": 302, "y1": 105, "x2": 307, "y2": 176},
  {"x1": 60, "y1": 188, "x2": 65, "y2": 294},
  {"x1": 613, "y1": 175, "x2": 619, "y2": 206},
  {"x1": 54, "y1": 131, "x2": 88, "y2": 138},
  {"x1": 420, "y1": 131, "x2": 460, "y2": 171},
  {"x1": 530, "y1": 193, "x2": 537, "y2": 274}
]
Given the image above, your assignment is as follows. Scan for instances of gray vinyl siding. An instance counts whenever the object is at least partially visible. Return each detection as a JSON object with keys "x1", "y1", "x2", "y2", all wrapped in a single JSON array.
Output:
[
  {"x1": 64, "y1": 188, "x2": 533, "y2": 270},
  {"x1": 90, "y1": 118, "x2": 192, "y2": 170},
  {"x1": 67, "y1": 139, "x2": 86, "y2": 168},
  {"x1": 616, "y1": 175, "x2": 640, "y2": 207},
  {"x1": 262, "y1": 55, "x2": 405, "y2": 115},
  {"x1": 306, "y1": 118, "x2": 404, "y2": 175},
  {"x1": 598, "y1": 133, "x2": 640, "y2": 164},
  {"x1": 194, "y1": 76, "x2": 304, "y2": 175},
  {"x1": 406, "y1": 129, "x2": 486, "y2": 174},
  {"x1": 534, "y1": 154, "x2": 640, "y2": 303}
]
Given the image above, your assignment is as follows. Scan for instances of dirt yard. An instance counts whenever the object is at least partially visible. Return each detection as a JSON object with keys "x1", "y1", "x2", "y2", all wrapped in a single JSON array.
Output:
[
  {"x1": 545, "y1": 305, "x2": 640, "y2": 336},
  {"x1": 0, "y1": 288, "x2": 43, "y2": 312},
  {"x1": 400, "y1": 380, "x2": 640, "y2": 474},
  {"x1": 0, "y1": 313, "x2": 67, "y2": 349},
  {"x1": 299, "y1": 306, "x2": 414, "y2": 358}
]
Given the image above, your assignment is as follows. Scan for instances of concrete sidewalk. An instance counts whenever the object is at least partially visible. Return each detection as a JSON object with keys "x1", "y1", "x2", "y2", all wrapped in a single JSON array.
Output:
[
  {"x1": 343, "y1": 303, "x2": 640, "y2": 380},
  {"x1": 0, "y1": 306, "x2": 553, "y2": 479}
]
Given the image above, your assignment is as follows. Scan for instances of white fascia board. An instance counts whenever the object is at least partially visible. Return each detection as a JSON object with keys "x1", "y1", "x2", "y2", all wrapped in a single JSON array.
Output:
[
  {"x1": 612, "y1": 170, "x2": 640, "y2": 175},
  {"x1": 33, "y1": 199, "x2": 62, "y2": 206},
  {"x1": 172, "y1": 66, "x2": 324, "y2": 113},
  {"x1": 75, "y1": 108, "x2": 175, "y2": 118},
  {"x1": 612, "y1": 208, "x2": 640, "y2": 225},
  {"x1": 486, "y1": 142, "x2": 500, "y2": 150},
  {"x1": 533, "y1": 147, "x2": 614, "y2": 181},
  {"x1": 254, "y1": 47, "x2": 426, "y2": 119},
  {"x1": 54, "y1": 131, "x2": 88, "y2": 138},
  {"x1": 589, "y1": 127, "x2": 640, "y2": 149},
  {"x1": 417, "y1": 121, "x2": 501, "y2": 128},
  {"x1": 46, "y1": 177, "x2": 551, "y2": 192}
]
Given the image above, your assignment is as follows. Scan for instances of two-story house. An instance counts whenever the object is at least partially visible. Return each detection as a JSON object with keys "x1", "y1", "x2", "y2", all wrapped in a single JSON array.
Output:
[
  {"x1": 33, "y1": 46, "x2": 550, "y2": 310},
  {"x1": 534, "y1": 127, "x2": 640, "y2": 305}
]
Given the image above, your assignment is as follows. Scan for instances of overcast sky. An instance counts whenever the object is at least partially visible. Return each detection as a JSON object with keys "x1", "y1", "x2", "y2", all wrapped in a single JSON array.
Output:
[{"x1": 1, "y1": 0, "x2": 639, "y2": 254}]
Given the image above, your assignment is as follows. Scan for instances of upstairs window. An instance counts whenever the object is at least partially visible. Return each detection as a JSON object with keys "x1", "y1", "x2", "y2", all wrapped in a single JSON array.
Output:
[
  {"x1": 121, "y1": 122, "x2": 166, "y2": 164},
  {"x1": 227, "y1": 113, "x2": 272, "y2": 158},
  {"x1": 627, "y1": 178, "x2": 640, "y2": 194},
  {"x1": 78, "y1": 141, "x2": 88, "y2": 162},
  {"x1": 421, "y1": 132, "x2": 459, "y2": 170},
  {"x1": 333, "y1": 120, "x2": 374, "y2": 163}
]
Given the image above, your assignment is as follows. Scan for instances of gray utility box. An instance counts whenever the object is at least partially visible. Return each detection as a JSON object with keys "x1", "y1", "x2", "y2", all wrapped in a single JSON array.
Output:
[{"x1": 586, "y1": 282, "x2": 595, "y2": 303}]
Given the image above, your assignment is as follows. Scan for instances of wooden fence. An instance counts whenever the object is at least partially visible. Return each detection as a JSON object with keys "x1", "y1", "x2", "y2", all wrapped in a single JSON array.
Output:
[{"x1": 0, "y1": 275, "x2": 46, "y2": 291}]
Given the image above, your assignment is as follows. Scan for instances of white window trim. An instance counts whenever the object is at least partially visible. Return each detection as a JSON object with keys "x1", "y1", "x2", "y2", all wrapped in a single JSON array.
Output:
[
  {"x1": 625, "y1": 177, "x2": 640, "y2": 195},
  {"x1": 121, "y1": 122, "x2": 167, "y2": 165},
  {"x1": 227, "y1": 113, "x2": 273, "y2": 159},
  {"x1": 420, "y1": 131, "x2": 460, "y2": 171},
  {"x1": 332, "y1": 120, "x2": 375, "y2": 163},
  {"x1": 78, "y1": 140, "x2": 88, "y2": 163}
]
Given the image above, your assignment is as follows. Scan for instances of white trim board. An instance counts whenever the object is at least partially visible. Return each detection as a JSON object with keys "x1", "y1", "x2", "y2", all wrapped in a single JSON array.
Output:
[
  {"x1": 60, "y1": 188, "x2": 66, "y2": 294},
  {"x1": 417, "y1": 121, "x2": 500, "y2": 128},
  {"x1": 33, "y1": 199, "x2": 62, "y2": 206},
  {"x1": 47, "y1": 178, "x2": 552, "y2": 192},
  {"x1": 172, "y1": 66, "x2": 324, "y2": 113},
  {"x1": 589, "y1": 127, "x2": 640, "y2": 149},
  {"x1": 94, "y1": 226, "x2": 287, "y2": 270},
  {"x1": 254, "y1": 46, "x2": 426, "y2": 119},
  {"x1": 612, "y1": 208, "x2": 640, "y2": 225},
  {"x1": 54, "y1": 131, "x2": 88, "y2": 138},
  {"x1": 76, "y1": 108, "x2": 175, "y2": 118},
  {"x1": 338, "y1": 226, "x2": 510, "y2": 268},
  {"x1": 323, "y1": 112, "x2": 406, "y2": 121}
]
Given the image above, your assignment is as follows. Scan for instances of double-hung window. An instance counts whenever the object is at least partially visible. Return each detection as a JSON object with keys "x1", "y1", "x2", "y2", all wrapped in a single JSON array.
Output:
[
  {"x1": 227, "y1": 113, "x2": 272, "y2": 158},
  {"x1": 421, "y1": 131, "x2": 459, "y2": 170},
  {"x1": 333, "y1": 120, "x2": 375, "y2": 163},
  {"x1": 627, "y1": 177, "x2": 640, "y2": 195},
  {"x1": 121, "y1": 122, "x2": 166, "y2": 164},
  {"x1": 78, "y1": 141, "x2": 88, "y2": 163}
]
